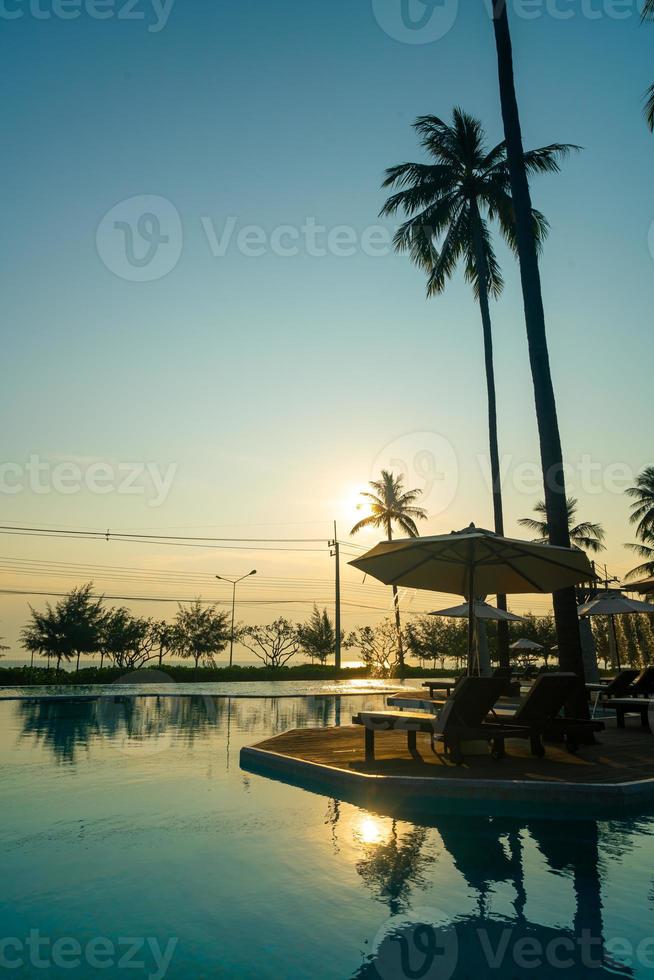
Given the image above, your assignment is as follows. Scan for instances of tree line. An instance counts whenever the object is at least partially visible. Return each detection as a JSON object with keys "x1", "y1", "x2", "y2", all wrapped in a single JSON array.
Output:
[{"x1": 15, "y1": 588, "x2": 350, "y2": 672}]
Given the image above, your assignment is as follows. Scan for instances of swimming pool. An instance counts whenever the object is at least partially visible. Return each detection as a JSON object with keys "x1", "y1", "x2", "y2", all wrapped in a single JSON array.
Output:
[{"x1": 1, "y1": 689, "x2": 653, "y2": 978}]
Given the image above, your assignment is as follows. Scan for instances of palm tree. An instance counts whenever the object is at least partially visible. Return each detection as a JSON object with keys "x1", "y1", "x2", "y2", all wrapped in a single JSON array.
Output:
[
  {"x1": 643, "y1": 1, "x2": 654, "y2": 130},
  {"x1": 381, "y1": 108, "x2": 574, "y2": 667},
  {"x1": 519, "y1": 498, "x2": 605, "y2": 553},
  {"x1": 625, "y1": 466, "x2": 654, "y2": 578},
  {"x1": 350, "y1": 470, "x2": 427, "y2": 671},
  {"x1": 626, "y1": 532, "x2": 654, "y2": 580},
  {"x1": 490, "y1": 1, "x2": 587, "y2": 695},
  {"x1": 626, "y1": 466, "x2": 654, "y2": 539}
]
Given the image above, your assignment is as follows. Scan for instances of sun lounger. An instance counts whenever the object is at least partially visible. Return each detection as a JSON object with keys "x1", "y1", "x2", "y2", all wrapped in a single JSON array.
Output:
[
  {"x1": 492, "y1": 673, "x2": 604, "y2": 755},
  {"x1": 604, "y1": 698, "x2": 653, "y2": 731},
  {"x1": 354, "y1": 676, "x2": 525, "y2": 764},
  {"x1": 586, "y1": 669, "x2": 639, "y2": 697},
  {"x1": 586, "y1": 669, "x2": 640, "y2": 716},
  {"x1": 629, "y1": 666, "x2": 654, "y2": 698}
]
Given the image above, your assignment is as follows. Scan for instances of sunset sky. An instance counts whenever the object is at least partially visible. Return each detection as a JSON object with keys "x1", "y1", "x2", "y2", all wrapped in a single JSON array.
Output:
[{"x1": 1, "y1": 2, "x2": 652, "y2": 660}]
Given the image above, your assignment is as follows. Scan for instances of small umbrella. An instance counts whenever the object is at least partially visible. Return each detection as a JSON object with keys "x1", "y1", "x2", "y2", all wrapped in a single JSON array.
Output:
[
  {"x1": 430, "y1": 601, "x2": 524, "y2": 674},
  {"x1": 429, "y1": 600, "x2": 524, "y2": 622},
  {"x1": 621, "y1": 576, "x2": 654, "y2": 596},
  {"x1": 509, "y1": 638, "x2": 544, "y2": 651},
  {"x1": 349, "y1": 524, "x2": 593, "y2": 674},
  {"x1": 577, "y1": 590, "x2": 654, "y2": 670}
]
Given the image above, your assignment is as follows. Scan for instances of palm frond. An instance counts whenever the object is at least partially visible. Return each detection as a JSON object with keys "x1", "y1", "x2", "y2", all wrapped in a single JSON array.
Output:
[
  {"x1": 521, "y1": 143, "x2": 581, "y2": 175},
  {"x1": 645, "y1": 84, "x2": 654, "y2": 132}
]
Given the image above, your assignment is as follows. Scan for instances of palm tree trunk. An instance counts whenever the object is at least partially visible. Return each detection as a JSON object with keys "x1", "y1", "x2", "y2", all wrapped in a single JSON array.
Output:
[
  {"x1": 470, "y1": 203, "x2": 510, "y2": 669},
  {"x1": 491, "y1": 0, "x2": 587, "y2": 712},
  {"x1": 386, "y1": 522, "x2": 405, "y2": 673}
]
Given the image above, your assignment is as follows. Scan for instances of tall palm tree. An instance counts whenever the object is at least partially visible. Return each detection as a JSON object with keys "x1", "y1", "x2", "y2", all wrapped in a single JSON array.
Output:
[
  {"x1": 643, "y1": 1, "x2": 654, "y2": 130},
  {"x1": 625, "y1": 466, "x2": 654, "y2": 578},
  {"x1": 519, "y1": 498, "x2": 605, "y2": 553},
  {"x1": 350, "y1": 470, "x2": 427, "y2": 671},
  {"x1": 380, "y1": 109, "x2": 574, "y2": 667},
  {"x1": 490, "y1": 1, "x2": 587, "y2": 698}
]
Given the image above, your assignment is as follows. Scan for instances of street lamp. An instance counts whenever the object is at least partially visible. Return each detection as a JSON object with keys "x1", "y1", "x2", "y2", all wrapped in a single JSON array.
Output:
[{"x1": 216, "y1": 570, "x2": 257, "y2": 667}]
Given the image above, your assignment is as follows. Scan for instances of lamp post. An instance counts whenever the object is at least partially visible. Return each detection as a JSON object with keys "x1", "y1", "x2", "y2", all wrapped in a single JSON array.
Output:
[{"x1": 216, "y1": 570, "x2": 257, "y2": 667}]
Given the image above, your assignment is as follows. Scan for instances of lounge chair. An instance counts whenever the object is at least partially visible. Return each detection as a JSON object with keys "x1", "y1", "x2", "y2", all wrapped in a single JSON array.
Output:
[
  {"x1": 586, "y1": 669, "x2": 640, "y2": 717},
  {"x1": 629, "y1": 666, "x2": 654, "y2": 698},
  {"x1": 604, "y1": 698, "x2": 653, "y2": 731},
  {"x1": 587, "y1": 669, "x2": 639, "y2": 699},
  {"x1": 353, "y1": 676, "x2": 526, "y2": 765},
  {"x1": 491, "y1": 673, "x2": 604, "y2": 756}
]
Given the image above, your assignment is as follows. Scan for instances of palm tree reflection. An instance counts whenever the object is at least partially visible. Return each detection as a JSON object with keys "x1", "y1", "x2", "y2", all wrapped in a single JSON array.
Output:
[
  {"x1": 354, "y1": 818, "x2": 432, "y2": 917},
  {"x1": 342, "y1": 809, "x2": 632, "y2": 979}
]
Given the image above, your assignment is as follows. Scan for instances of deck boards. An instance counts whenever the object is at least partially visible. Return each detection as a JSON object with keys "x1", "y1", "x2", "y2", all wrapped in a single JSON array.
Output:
[{"x1": 251, "y1": 718, "x2": 654, "y2": 785}]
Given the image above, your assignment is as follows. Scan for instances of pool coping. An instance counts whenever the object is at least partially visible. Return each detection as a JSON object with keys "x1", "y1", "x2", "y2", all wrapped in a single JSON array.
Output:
[{"x1": 240, "y1": 742, "x2": 654, "y2": 810}]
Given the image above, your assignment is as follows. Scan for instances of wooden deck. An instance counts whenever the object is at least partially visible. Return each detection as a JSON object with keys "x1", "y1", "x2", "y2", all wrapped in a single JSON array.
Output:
[
  {"x1": 250, "y1": 719, "x2": 654, "y2": 783},
  {"x1": 241, "y1": 718, "x2": 654, "y2": 814}
]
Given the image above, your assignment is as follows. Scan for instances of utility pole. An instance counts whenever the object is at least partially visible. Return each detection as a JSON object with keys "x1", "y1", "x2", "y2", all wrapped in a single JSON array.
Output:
[{"x1": 329, "y1": 521, "x2": 341, "y2": 672}]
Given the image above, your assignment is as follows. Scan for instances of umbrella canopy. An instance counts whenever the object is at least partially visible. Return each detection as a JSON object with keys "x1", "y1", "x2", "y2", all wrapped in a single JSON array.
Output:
[
  {"x1": 577, "y1": 590, "x2": 654, "y2": 617},
  {"x1": 349, "y1": 524, "x2": 593, "y2": 596},
  {"x1": 349, "y1": 524, "x2": 593, "y2": 673},
  {"x1": 577, "y1": 590, "x2": 654, "y2": 670},
  {"x1": 621, "y1": 576, "x2": 654, "y2": 596},
  {"x1": 429, "y1": 600, "x2": 524, "y2": 622},
  {"x1": 510, "y1": 638, "x2": 544, "y2": 651}
]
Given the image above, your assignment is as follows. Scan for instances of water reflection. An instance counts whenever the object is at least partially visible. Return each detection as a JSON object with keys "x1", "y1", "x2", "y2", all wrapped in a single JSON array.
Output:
[
  {"x1": 14, "y1": 693, "x2": 360, "y2": 764},
  {"x1": 8, "y1": 694, "x2": 652, "y2": 978},
  {"x1": 355, "y1": 819, "x2": 432, "y2": 916},
  {"x1": 345, "y1": 814, "x2": 632, "y2": 978}
]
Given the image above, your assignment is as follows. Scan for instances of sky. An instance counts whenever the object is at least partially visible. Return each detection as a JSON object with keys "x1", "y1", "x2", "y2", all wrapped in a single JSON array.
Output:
[{"x1": 0, "y1": 0, "x2": 652, "y2": 662}]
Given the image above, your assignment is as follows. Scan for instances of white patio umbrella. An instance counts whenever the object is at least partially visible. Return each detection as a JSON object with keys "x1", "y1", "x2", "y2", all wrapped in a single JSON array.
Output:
[
  {"x1": 349, "y1": 524, "x2": 593, "y2": 674},
  {"x1": 509, "y1": 638, "x2": 544, "y2": 651},
  {"x1": 429, "y1": 600, "x2": 524, "y2": 622},
  {"x1": 577, "y1": 590, "x2": 654, "y2": 670},
  {"x1": 622, "y1": 576, "x2": 654, "y2": 596},
  {"x1": 430, "y1": 600, "x2": 524, "y2": 675}
]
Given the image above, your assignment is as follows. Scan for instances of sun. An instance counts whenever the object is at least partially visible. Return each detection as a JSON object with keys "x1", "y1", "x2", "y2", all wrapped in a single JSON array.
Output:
[{"x1": 336, "y1": 482, "x2": 371, "y2": 536}]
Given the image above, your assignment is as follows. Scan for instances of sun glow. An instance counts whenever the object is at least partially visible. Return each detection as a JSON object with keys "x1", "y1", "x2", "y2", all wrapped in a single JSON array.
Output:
[
  {"x1": 355, "y1": 815, "x2": 386, "y2": 846},
  {"x1": 335, "y1": 483, "x2": 371, "y2": 538}
]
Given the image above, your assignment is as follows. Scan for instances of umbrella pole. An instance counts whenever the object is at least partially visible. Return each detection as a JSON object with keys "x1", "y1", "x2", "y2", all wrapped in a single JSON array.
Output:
[{"x1": 467, "y1": 564, "x2": 476, "y2": 676}]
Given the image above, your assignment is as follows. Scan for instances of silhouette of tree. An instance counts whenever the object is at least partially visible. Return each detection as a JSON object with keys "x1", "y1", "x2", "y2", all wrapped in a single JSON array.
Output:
[
  {"x1": 490, "y1": 1, "x2": 587, "y2": 698},
  {"x1": 643, "y1": 1, "x2": 654, "y2": 129},
  {"x1": 297, "y1": 605, "x2": 343, "y2": 664},
  {"x1": 173, "y1": 600, "x2": 230, "y2": 669},
  {"x1": 381, "y1": 110, "x2": 574, "y2": 668},
  {"x1": 99, "y1": 608, "x2": 158, "y2": 670},
  {"x1": 625, "y1": 467, "x2": 654, "y2": 579},
  {"x1": 240, "y1": 618, "x2": 300, "y2": 668},
  {"x1": 350, "y1": 471, "x2": 426, "y2": 670},
  {"x1": 20, "y1": 583, "x2": 105, "y2": 671},
  {"x1": 519, "y1": 497, "x2": 605, "y2": 553}
]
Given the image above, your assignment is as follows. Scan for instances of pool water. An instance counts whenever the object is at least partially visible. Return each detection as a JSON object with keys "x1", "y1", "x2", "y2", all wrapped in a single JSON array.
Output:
[{"x1": 1, "y1": 690, "x2": 654, "y2": 979}]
